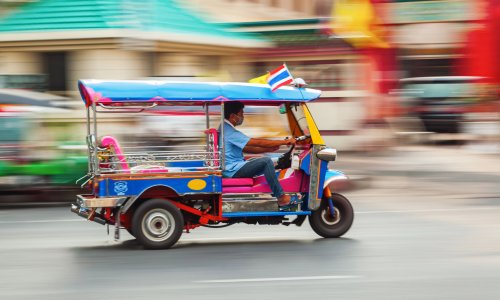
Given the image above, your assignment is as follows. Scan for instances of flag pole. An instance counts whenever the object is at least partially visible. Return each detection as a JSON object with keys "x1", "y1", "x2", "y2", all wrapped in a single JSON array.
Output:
[{"x1": 285, "y1": 63, "x2": 305, "y2": 100}]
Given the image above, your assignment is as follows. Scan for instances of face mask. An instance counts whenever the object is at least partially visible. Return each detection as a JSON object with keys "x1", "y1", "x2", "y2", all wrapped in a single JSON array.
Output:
[
  {"x1": 235, "y1": 114, "x2": 244, "y2": 126},
  {"x1": 232, "y1": 112, "x2": 244, "y2": 126}
]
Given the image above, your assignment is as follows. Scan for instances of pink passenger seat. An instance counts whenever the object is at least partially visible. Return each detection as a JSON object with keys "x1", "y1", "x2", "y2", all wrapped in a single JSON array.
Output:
[
  {"x1": 100, "y1": 135, "x2": 168, "y2": 174},
  {"x1": 100, "y1": 136, "x2": 130, "y2": 172}
]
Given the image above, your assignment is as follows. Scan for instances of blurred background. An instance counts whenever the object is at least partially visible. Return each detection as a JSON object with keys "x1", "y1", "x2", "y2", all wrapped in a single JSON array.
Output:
[
  {"x1": 0, "y1": 0, "x2": 499, "y2": 202},
  {"x1": 2, "y1": 3, "x2": 500, "y2": 299}
]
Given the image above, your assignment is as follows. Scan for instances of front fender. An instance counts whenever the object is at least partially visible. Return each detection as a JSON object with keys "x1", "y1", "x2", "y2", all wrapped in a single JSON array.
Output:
[{"x1": 323, "y1": 169, "x2": 350, "y2": 192}]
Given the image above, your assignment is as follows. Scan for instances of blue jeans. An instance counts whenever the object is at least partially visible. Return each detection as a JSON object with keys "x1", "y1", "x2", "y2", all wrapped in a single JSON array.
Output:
[{"x1": 232, "y1": 157, "x2": 284, "y2": 197}]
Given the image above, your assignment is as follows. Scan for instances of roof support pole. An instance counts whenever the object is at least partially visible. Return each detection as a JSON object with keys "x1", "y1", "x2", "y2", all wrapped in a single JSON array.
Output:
[{"x1": 220, "y1": 102, "x2": 225, "y2": 170}]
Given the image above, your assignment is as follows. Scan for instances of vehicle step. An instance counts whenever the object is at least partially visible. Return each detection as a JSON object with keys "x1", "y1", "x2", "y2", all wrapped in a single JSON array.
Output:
[
  {"x1": 222, "y1": 199, "x2": 277, "y2": 212},
  {"x1": 221, "y1": 193, "x2": 304, "y2": 213},
  {"x1": 222, "y1": 193, "x2": 278, "y2": 212},
  {"x1": 222, "y1": 193, "x2": 277, "y2": 201}
]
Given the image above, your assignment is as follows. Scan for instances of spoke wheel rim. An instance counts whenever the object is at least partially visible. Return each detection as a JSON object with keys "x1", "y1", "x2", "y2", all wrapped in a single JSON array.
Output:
[{"x1": 141, "y1": 209, "x2": 175, "y2": 242}]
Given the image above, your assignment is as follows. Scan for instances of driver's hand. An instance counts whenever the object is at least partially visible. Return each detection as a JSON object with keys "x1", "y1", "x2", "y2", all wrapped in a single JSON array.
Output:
[{"x1": 283, "y1": 137, "x2": 296, "y2": 146}]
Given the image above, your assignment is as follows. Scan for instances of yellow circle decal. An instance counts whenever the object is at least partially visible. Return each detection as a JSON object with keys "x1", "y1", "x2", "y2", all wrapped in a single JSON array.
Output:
[{"x1": 187, "y1": 179, "x2": 207, "y2": 191}]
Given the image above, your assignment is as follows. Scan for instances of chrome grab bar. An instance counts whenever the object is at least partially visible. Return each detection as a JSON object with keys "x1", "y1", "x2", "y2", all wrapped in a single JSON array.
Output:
[{"x1": 97, "y1": 102, "x2": 158, "y2": 112}]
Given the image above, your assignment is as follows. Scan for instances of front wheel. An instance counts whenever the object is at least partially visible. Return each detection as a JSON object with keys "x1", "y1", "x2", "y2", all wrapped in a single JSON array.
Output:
[
  {"x1": 309, "y1": 193, "x2": 354, "y2": 238},
  {"x1": 132, "y1": 199, "x2": 184, "y2": 249}
]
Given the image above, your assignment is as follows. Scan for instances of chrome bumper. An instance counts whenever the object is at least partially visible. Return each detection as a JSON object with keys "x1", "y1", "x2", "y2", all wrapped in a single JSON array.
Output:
[
  {"x1": 76, "y1": 194, "x2": 128, "y2": 208},
  {"x1": 71, "y1": 194, "x2": 127, "y2": 225}
]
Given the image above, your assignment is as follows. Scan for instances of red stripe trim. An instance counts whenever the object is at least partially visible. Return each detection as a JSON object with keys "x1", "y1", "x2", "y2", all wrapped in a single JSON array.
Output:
[
  {"x1": 319, "y1": 130, "x2": 355, "y2": 136},
  {"x1": 171, "y1": 200, "x2": 228, "y2": 222},
  {"x1": 252, "y1": 47, "x2": 353, "y2": 58},
  {"x1": 313, "y1": 98, "x2": 353, "y2": 103}
]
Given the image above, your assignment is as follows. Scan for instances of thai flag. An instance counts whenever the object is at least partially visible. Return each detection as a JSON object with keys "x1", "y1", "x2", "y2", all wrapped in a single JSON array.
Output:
[{"x1": 267, "y1": 64, "x2": 294, "y2": 92}]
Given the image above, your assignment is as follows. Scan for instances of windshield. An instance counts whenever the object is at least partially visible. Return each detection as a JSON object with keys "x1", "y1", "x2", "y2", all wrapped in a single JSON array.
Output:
[{"x1": 289, "y1": 104, "x2": 311, "y2": 137}]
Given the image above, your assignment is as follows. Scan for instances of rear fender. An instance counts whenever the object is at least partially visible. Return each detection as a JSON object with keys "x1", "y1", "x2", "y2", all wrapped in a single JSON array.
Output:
[{"x1": 122, "y1": 185, "x2": 179, "y2": 213}]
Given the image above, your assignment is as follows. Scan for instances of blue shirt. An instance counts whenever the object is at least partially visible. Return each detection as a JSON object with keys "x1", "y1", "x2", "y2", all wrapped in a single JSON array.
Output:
[{"x1": 218, "y1": 120, "x2": 250, "y2": 177}]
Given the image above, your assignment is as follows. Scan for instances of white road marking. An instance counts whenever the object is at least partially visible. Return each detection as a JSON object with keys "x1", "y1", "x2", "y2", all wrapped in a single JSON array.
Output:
[
  {"x1": 0, "y1": 219, "x2": 83, "y2": 224},
  {"x1": 180, "y1": 236, "x2": 311, "y2": 242},
  {"x1": 356, "y1": 206, "x2": 500, "y2": 214},
  {"x1": 195, "y1": 275, "x2": 361, "y2": 283}
]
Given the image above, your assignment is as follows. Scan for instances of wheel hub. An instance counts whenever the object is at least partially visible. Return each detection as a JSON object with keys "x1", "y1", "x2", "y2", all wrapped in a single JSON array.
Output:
[
  {"x1": 321, "y1": 207, "x2": 341, "y2": 225},
  {"x1": 142, "y1": 209, "x2": 175, "y2": 242}
]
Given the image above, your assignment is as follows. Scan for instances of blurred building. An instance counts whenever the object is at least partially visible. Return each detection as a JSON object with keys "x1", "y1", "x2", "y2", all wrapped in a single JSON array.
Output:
[
  {"x1": 0, "y1": 0, "x2": 370, "y2": 150},
  {"x1": 228, "y1": 18, "x2": 365, "y2": 148},
  {"x1": 185, "y1": 0, "x2": 331, "y2": 22},
  {"x1": 324, "y1": 0, "x2": 494, "y2": 147},
  {"x1": 1, "y1": 0, "x2": 496, "y2": 150},
  {"x1": 0, "y1": 0, "x2": 272, "y2": 96},
  {"x1": 383, "y1": 0, "x2": 484, "y2": 78},
  {"x1": 0, "y1": 0, "x2": 336, "y2": 96},
  {"x1": 384, "y1": 1, "x2": 498, "y2": 142}
]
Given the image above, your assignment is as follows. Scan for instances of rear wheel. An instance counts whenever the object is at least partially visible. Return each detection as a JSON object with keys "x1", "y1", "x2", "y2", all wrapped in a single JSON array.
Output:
[
  {"x1": 309, "y1": 193, "x2": 353, "y2": 238},
  {"x1": 132, "y1": 199, "x2": 184, "y2": 249}
]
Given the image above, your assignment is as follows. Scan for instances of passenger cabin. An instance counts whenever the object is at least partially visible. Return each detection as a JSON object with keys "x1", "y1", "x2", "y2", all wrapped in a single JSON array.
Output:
[{"x1": 78, "y1": 80, "x2": 321, "y2": 193}]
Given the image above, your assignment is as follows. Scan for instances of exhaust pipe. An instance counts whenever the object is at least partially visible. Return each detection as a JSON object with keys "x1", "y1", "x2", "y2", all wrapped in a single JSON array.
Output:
[
  {"x1": 71, "y1": 204, "x2": 90, "y2": 218},
  {"x1": 93, "y1": 216, "x2": 107, "y2": 225},
  {"x1": 70, "y1": 204, "x2": 79, "y2": 214},
  {"x1": 71, "y1": 204, "x2": 106, "y2": 225}
]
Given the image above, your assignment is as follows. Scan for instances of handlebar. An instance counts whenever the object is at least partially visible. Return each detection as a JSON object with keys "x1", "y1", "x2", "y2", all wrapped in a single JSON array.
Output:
[{"x1": 295, "y1": 135, "x2": 311, "y2": 142}]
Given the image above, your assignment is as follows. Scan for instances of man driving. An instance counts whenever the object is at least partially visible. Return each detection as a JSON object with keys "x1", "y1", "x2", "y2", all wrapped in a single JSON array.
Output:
[{"x1": 219, "y1": 101, "x2": 295, "y2": 207}]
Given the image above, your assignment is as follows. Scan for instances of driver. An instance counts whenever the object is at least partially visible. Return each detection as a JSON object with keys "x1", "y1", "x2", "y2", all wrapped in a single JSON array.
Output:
[{"x1": 219, "y1": 101, "x2": 295, "y2": 207}]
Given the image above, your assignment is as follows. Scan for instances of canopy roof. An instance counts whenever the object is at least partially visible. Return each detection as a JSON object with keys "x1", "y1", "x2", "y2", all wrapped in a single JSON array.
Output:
[{"x1": 78, "y1": 80, "x2": 321, "y2": 107}]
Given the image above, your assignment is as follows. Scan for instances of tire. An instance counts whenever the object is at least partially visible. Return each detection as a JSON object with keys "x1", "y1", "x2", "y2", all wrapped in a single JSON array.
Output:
[
  {"x1": 132, "y1": 199, "x2": 184, "y2": 250},
  {"x1": 309, "y1": 193, "x2": 354, "y2": 238}
]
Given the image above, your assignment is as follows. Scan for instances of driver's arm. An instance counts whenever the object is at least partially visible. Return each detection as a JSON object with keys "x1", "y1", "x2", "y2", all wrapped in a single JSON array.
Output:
[
  {"x1": 245, "y1": 137, "x2": 295, "y2": 149},
  {"x1": 244, "y1": 145, "x2": 279, "y2": 154}
]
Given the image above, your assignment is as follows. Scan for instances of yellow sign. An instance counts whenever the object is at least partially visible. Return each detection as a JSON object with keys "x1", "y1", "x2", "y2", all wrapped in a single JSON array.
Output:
[
  {"x1": 331, "y1": 0, "x2": 389, "y2": 48},
  {"x1": 187, "y1": 179, "x2": 207, "y2": 191}
]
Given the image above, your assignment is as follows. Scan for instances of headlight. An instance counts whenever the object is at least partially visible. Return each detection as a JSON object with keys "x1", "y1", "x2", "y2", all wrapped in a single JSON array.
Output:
[{"x1": 316, "y1": 148, "x2": 337, "y2": 161}]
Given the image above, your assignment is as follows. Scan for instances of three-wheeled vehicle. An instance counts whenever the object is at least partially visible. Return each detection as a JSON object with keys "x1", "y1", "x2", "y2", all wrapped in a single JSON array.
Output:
[{"x1": 72, "y1": 80, "x2": 354, "y2": 249}]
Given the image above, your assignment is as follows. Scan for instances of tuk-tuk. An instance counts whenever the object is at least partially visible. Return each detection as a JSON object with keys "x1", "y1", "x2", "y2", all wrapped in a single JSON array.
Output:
[{"x1": 71, "y1": 80, "x2": 354, "y2": 249}]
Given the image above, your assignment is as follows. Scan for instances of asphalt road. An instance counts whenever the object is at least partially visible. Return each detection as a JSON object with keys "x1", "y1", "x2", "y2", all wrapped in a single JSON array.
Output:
[{"x1": 1, "y1": 146, "x2": 499, "y2": 300}]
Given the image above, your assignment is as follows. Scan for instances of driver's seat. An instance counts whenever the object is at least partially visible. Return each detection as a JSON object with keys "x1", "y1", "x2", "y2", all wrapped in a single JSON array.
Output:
[
  {"x1": 210, "y1": 128, "x2": 275, "y2": 190},
  {"x1": 222, "y1": 177, "x2": 254, "y2": 187},
  {"x1": 207, "y1": 128, "x2": 262, "y2": 188}
]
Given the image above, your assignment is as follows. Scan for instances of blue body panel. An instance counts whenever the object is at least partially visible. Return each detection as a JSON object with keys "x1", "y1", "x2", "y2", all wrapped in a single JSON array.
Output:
[
  {"x1": 316, "y1": 160, "x2": 328, "y2": 199},
  {"x1": 78, "y1": 80, "x2": 321, "y2": 106},
  {"x1": 222, "y1": 211, "x2": 311, "y2": 218},
  {"x1": 98, "y1": 175, "x2": 222, "y2": 197},
  {"x1": 300, "y1": 151, "x2": 311, "y2": 175}
]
